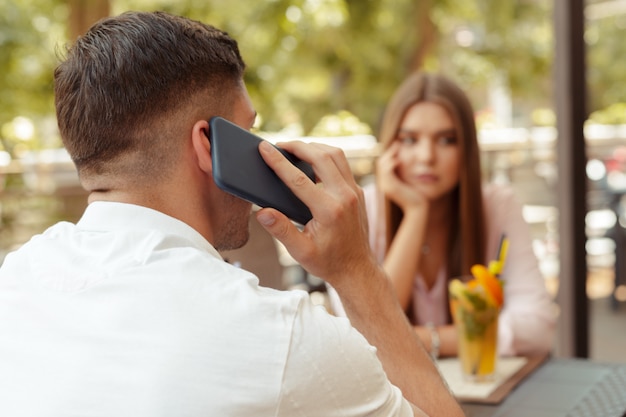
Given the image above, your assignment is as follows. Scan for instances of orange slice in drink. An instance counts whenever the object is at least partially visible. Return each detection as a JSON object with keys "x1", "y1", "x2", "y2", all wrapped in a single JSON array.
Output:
[{"x1": 470, "y1": 264, "x2": 503, "y2": 307}]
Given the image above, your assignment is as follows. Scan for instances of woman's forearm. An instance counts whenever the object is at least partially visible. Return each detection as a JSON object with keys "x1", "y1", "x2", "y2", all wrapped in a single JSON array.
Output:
[{"x1": 382, "y1": 208, "x2": 428, "y2": 309}]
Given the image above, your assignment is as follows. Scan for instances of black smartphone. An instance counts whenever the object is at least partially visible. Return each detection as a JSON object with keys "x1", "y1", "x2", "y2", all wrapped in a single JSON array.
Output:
[{"x1": 209, "y1": 116, "x2": 315, "y2": 225}]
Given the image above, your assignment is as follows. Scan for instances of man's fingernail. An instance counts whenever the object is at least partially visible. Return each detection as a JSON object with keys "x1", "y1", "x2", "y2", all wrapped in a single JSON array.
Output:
[
  {"x1": 259, "y1": 141, "x2": 274, "y2": 153},
  {"x1": 257, "y1": 211, "x2": 276, "y2": 226}
]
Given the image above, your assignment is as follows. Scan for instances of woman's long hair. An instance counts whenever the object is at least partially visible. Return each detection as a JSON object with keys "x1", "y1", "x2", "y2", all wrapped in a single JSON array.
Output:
[{"x1": 377, "y1": 71, "x2": 486, "y2": 291}]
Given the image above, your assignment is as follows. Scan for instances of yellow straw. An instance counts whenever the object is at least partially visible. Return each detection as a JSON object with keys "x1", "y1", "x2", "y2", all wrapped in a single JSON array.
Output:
[
  {"x1": 488, "y1": 234, "x2": 509, "y2": 277},
  {"x1": 495, "y1": 236, "x2": 509, "y2": 277},
  {"x1": 498, "y1": 237, "x2": 509, "y2": 267}
]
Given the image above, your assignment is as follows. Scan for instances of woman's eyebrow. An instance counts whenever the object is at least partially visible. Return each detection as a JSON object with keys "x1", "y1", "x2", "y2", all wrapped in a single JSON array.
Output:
[
  {"x1": 435, "y1": 128, "x2": 457, "y2": 136},
  {"x1": 397, "y1": 127, "x2": 456, "y2": 135}
]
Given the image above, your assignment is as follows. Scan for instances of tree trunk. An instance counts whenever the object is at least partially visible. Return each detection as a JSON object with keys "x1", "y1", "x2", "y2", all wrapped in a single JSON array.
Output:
[
  {"x1": 409, "y1": 0, "x2": 437, "y2": 72},
  {"x1": 67, "y1": 0, "x2": 110, "y2": 40}
]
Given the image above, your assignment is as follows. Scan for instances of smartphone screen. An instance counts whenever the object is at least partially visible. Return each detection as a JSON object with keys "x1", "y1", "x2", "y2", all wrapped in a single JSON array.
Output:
[{"x1": 209, "y1": 116, "x2": 315, "y2": 225}]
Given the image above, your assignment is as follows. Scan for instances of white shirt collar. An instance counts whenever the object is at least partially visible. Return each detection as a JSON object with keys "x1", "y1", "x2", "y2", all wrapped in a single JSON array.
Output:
[{"x1": 77, "y1": 201, "x2": 222, "y2": 260}]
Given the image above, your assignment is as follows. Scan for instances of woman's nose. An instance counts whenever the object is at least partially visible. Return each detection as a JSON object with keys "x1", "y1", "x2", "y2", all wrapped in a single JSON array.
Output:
[{"x1": 414, "y1": 138, "x2": 435, "y2": 163}]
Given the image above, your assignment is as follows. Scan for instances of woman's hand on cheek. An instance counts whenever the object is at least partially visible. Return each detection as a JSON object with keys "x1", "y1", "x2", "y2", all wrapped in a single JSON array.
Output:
[{"x1": 376, "y1": 142, "x2": 427, "y2": 213}]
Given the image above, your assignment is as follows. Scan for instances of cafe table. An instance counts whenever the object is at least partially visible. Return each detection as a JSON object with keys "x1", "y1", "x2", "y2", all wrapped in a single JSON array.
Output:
[{"x1": 435, "y1": 354, "x2": 626, "y2": 417}]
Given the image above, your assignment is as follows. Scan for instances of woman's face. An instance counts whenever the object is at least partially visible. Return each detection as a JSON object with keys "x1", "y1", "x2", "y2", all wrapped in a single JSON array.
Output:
[{"x1": 393, "y1": 101, "x2": 461, "y2": 202}]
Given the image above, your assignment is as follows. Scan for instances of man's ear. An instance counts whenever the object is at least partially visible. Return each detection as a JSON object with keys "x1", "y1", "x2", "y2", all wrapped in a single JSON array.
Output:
[{"x1": 191, "y1": 120, "x2": 213, "y2": 173}]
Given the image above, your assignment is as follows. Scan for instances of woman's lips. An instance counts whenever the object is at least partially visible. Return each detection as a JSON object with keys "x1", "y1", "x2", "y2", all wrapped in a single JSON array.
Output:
[{"x1": 414, "y1": 173, "x2": 438, "y2": 183}]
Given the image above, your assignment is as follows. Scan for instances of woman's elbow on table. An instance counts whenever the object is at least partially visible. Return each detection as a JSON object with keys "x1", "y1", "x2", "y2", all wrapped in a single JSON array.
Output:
[{"x1": 511, "y1": 316, "x2": 556, "y2": 355}]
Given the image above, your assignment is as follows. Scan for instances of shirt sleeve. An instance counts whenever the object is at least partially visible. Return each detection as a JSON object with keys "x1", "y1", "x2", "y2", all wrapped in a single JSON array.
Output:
[
  {"x1": 275, "y1": 298, "x2": 414, "y2": 417},
  {"x1": 483, "y1": 184, "x2": 558, "y2": 356}
]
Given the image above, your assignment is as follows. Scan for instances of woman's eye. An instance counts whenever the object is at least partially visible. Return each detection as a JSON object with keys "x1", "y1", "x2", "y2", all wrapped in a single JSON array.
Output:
[
  {"x1": 438, "y1": 136, "x2": 457, "y2": 145},
  {"x1": 396, "y1": 135, "x2": 417, "y2": 145}
]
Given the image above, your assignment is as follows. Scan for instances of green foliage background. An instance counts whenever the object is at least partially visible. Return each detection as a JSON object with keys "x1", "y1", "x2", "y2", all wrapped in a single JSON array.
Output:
[
  {"x1": 1, "y1": 0, "x2": 67, "y2": 154},
  {"x1": 1, "y1": 0, "x2": 624, "y2": 157}
]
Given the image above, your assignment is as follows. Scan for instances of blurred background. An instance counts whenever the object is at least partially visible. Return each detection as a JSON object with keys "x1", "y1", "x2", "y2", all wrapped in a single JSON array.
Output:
[{"x1": 1, "y1": 0, "x2": 625, "y2": 362}]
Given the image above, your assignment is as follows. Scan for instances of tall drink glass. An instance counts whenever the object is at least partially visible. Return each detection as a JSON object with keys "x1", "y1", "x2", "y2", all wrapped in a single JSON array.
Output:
[{"x1": 449, "y1": 276, "x2": 500, "y2": 383}]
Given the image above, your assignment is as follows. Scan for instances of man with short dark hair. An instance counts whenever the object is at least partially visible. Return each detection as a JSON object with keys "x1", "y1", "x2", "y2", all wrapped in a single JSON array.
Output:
[{"x1": 0, "y1": 11, "x2": 464, "y2": 416}]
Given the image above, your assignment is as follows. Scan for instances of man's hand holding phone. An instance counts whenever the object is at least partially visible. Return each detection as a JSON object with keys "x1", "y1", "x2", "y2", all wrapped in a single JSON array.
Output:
[{"x1": 254, "y1": 140, "x2": 376, "y2": 288}]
